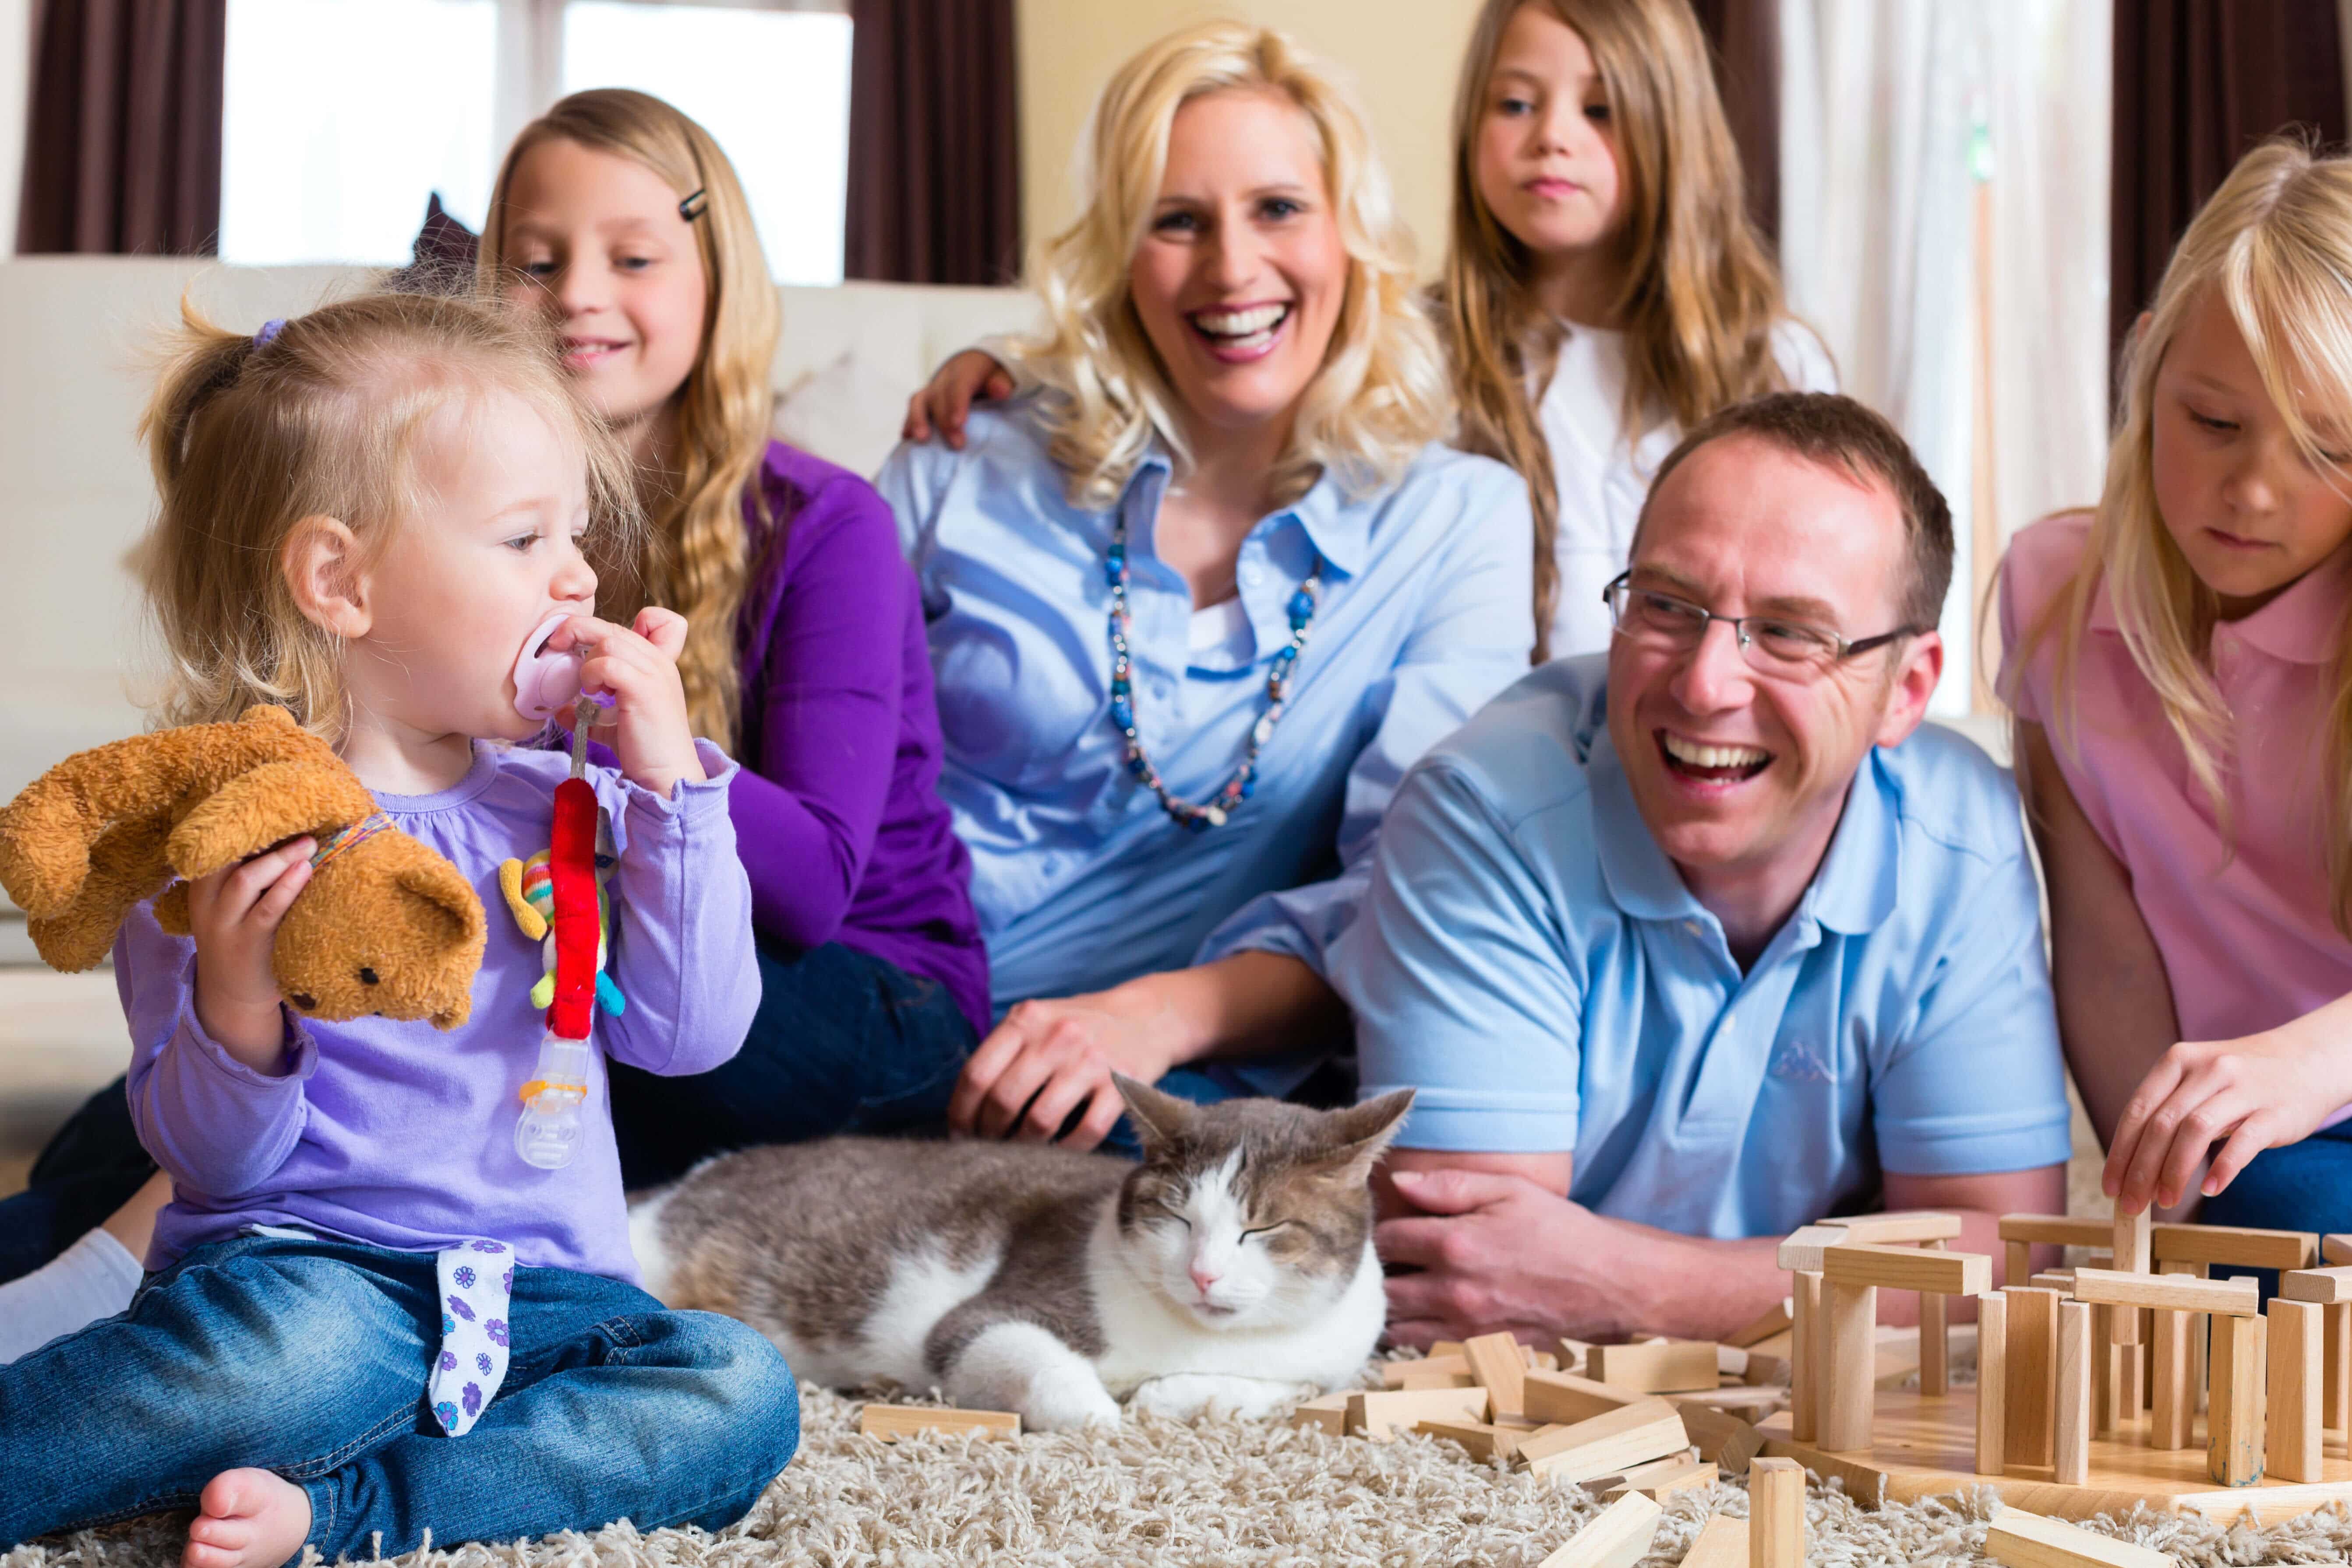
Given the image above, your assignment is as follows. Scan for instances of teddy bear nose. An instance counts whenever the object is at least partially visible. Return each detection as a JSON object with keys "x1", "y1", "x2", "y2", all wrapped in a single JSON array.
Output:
[{"x1": 358, "y1": 967, "x2": 379, "y2": 986}]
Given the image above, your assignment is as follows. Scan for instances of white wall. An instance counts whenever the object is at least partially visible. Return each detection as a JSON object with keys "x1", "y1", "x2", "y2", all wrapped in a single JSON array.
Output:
[{"x1": 0, "y1": 0, "x2": 32, "y2": 254}]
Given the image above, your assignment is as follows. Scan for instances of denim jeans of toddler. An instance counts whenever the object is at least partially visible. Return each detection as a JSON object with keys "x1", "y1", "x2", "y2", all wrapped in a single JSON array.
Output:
[{"x1": 0, "y1": 1232, "x2": 797, "y2": 1561}]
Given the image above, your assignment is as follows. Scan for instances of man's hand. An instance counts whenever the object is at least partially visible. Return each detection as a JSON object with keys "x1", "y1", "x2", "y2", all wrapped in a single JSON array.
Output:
[
  {"x1": 948, "y1": 990, "x2": 1180, "y2": 1148},
  {"x1": 1377, "y1": 1166, "x2": 1632, "y2": 1346}
]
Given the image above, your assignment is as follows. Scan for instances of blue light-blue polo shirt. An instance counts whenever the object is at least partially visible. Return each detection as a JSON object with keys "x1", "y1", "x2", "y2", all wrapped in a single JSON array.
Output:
[{"x1": 1331, "y1": 655, "x2": 2072, "y2": 1240}]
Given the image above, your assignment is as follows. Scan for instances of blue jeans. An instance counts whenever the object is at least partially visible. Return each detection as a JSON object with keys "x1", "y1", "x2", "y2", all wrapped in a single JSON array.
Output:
[
  {"x1": 0, "y1": 939, "x2": 980, "y2": 1281},
  {"x1": 609, "y1": 937, "x2": 979, "y2": 1187},
  {"x1": 2198, "y1": 1119, "x2": 2352, "y2": 1288},
  {"x1": 0, "y1": 1233, "x2": 797, "y2": 1560}
]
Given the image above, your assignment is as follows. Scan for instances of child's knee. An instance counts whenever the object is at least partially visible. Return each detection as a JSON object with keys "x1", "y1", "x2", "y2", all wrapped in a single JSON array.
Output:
[{"x1": 664, "y1": 1312, "x2": 799, "y2": 1475}]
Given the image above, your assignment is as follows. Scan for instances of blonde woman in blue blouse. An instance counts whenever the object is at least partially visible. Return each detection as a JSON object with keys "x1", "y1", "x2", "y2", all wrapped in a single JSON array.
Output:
[{"x1": 878, "y1": 21, "x2": 1534, "y2": 1151}]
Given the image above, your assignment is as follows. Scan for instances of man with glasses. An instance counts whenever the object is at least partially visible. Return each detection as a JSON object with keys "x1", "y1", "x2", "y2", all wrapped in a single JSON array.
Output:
[{"x1": 1332, "y1": 392, "x2": 2071, "y2": 1345}]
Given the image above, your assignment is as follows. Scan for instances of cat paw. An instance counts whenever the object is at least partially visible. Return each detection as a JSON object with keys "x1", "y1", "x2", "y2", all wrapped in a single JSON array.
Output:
[
  {"x1": 1024, "y1": 1365, "x2": 1123, "y2": 1433},
  {"x1": 1130, "y1": 1373, "x2": 1319, "y2": 1423}
]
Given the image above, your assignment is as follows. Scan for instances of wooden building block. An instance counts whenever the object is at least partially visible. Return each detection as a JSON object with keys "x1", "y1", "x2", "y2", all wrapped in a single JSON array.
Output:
[
  {"x1": 858, "y1": 1404, "x2": 1020, "y2": 1441},
  {"x1": 2208, "y1": 1311, "x2": 2266, "y2": 1487},
  {"x1": 1288, "y1": 1391, "x2": 1353, "y2": 1435},
  {"x1": 2008, "y1": 1240, "x2": 2034, "y2": 1291},
  {"x1": 1383, "y1": 1353, "x2": 1471, "y2": 1386},
  {"x1": 2150, "y1": 1307, "x2": 2194, "y2": 1451},
  {"x1": 2283, "y1": 1266, "x2": 2352, "y2": 1304},
  {"x1": 1818, "y1": 1209, "x2": 1964, "y2": 1244},
  {"x1": 1679, "y1": 1514, "x2": 1749, "y2": 1568},
  {"x1": 2005, "y1": 1287, "x2": 2059, "y2": 1471},
  {"x1": 1591, "y1": 1338, "x2": 1719, "y2": 1394},
  {"x1": 1777, "y1": 1224, "x2": 1853, "y2": 1273},
  {"x1": 2090, "y1": 1303, "x2": 2117, "y2": 1437},
  {"x1": 1674, "y1": 1400, "x2": 1763, "y2": 1475},
  {"x1": 1524, "y1": 1369, "x2": 1638, "y2": 1426},
  {"x1": 1517, "y1": 1398, "x2": 1689, "y2": 1483},
  {"x1": 2030, "y1": 1271, "x2": 2078, "y2": 1291},
  {"x1": 1347, "y1": 1385, "x2": 1490, "y2": 1439},
  {"x1": 2071, "y1": 1267, "x2": 2262, "y2": 1317},
  {"x1": 2054, "y1": 1300, "x2": 2091, "y2": 1485},
  {"x1": 1976, "y1": 1290, "x2": 2007, "y2": 1475},
  {"x1": 2327, "y1": 1301, "x2": 2350, "y2": 1438},
  {"x1": 1790, "y1": 1271, "x2": 1822, "y2": 1443},
  {"x1": 2325, "y1": 1234, "x2": 2352, "y2": 1266},
  {"x1": 1822, "y1": 1241, "x2": 1992, "y2": 1296},
  {"x1": 1415, "y1": 1418, "x2": 1525, "y2": 1462},
  {"x1": 2000, "y1": 1214, "x2": 2118, "y2": 1250},
  {"x1": 1558, "y1": 1336, "x2": 1594, "y2": 1372},
  {"x1": 1922, "y1": 1236, "x2": 1951, "y2": 1396},
  {"x1": 2152, "y1": 1222, "x2": 2316, "y2": 1273},
  {"x1": 1531, "y1": 1349, "x2": 1561, "y2": 1371},
  {"x1": 1397, "y1": 1367, "x2": 1476, "y2": 1390},
  {"x1": 1747, "y1": 1455, "x2": 1805, "y2": 1568},
  {"x1": 1820, "y1": 1279, "x2": 1878, "y2": 1451},
  {"x1": 1600, "y1": 1456, "x2": 1716, "y2": 1500},
  {"x1": 1983, "y1": 1507, "x2": 2173, "y2": 1568},
  {"x1": 2268, "y1": 1298, "x2": 2324, "y2": 1483},
  {"x1": 2112, "y1": 1209, "x2": 2151, "y2": 1344},
  {"x1": 1672, "y1": 1385, "x2": 1787, "y2": 1417},
  {"x1": 1463, "y1": 1331, "x2": 1528, "y2": 1418},
  {"x1": 1729, "y1": 1299, "x2": 1794, "y2": 1348},
  {"x1": 1431, "y1": 1339, "x2": 1467, "y2": 1357},
  {"x1": 1534, "y1": 1489, "x2": 1662, "y2": 1568}
]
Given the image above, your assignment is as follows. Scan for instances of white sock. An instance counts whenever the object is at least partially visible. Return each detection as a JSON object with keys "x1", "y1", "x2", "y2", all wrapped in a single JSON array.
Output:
[{"x1": 0, "y1": 1227, "x2": 144, "y2": 1363}]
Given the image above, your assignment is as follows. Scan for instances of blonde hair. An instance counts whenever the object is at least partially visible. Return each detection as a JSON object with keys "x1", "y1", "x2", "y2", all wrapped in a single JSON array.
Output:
[
  {"x1": 479, "y1": 88, "x2": 781, "y2": 749},
  {"x1": 136, "y1": 291, "x2": 639, "y2": 742},
  {"x1": 1007, "y1": 21, "x2": 1451, "y2": 512},
  {"x1": 2026, "y1": 138, "x2": 2352, "y2": 932},
  {"x1": 1442, "y1": 0, "x2": 1801, "y2": 659}
]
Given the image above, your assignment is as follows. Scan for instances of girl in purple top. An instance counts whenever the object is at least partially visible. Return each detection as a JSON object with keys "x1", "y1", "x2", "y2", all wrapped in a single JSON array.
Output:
[{"x1": 0, "y1": 293, "x2": 791, "y2": 1564}]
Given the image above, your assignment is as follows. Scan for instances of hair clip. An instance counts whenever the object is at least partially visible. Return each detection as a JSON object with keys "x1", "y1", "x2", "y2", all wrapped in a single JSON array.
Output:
[
  {"x1": 678, "y1": 188, "x2": 708, "y2": 222},
  {"x1": 253, "y1": 318, "x2": 287, "y2": 348}
]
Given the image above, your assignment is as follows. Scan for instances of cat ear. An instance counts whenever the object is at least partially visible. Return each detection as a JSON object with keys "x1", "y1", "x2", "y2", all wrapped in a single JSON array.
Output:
[
  {"x1": 1111, "y1": 1073, "x2": 1196, "y2": 1151},
  {"x1": 1313, "y1": 1089, "x2": 1416, "y2": 1176}
]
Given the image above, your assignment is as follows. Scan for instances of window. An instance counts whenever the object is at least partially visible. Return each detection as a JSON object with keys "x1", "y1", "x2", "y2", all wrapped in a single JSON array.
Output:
[{"x1": 219, "y1": 0, "x2": 851, "y2": 285}]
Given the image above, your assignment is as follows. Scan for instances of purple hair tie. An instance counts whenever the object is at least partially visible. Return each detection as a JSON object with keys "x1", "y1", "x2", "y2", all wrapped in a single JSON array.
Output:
[{"x1": 254, "y1": 318, "x2": 287, "y2": 348}]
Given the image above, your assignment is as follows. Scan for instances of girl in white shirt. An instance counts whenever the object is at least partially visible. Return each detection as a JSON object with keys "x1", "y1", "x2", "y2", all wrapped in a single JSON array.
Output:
[{"x1": 906, "y1": 0, "x2": 1832, "y2": 661}]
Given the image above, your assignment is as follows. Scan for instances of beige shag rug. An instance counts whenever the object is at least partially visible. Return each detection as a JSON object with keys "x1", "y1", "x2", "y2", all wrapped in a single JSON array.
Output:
[{"x1": 11, "y1": 1382, "x2": 2352, "y2": 1568}]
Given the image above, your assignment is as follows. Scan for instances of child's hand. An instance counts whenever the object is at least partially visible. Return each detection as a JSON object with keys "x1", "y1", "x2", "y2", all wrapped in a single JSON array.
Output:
[
  {"x1": 552, "y1": 607, "x2": 706, "y2": 798},
  {"x1": 187, "y1": 838, "x2": 313, "y2": 1072}
]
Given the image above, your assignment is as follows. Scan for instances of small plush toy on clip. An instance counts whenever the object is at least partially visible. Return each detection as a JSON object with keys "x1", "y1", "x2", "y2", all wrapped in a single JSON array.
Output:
[{"x1": 503, "y1": 614, "x2": 622, "y2": 1170}]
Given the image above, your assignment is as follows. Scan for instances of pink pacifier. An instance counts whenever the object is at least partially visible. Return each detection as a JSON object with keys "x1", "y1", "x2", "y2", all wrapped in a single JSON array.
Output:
[{"x1": 512, "y1": 614, "x2": 615, "y2": 723}]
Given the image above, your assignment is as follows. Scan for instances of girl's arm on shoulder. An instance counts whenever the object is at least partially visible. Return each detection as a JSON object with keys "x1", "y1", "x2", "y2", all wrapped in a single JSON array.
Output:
[
  {"x1": 729, "y1": 479, "x2": 910, "y2": 949},
  {"x1": 2012, "y1": 717, "x2": 2179, "y2": 1144}
]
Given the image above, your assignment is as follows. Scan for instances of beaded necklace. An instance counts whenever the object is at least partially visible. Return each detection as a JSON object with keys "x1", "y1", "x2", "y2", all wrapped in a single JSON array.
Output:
[{"x1": 1105, "y1": 510, "x2": 1324, "y2": 831}]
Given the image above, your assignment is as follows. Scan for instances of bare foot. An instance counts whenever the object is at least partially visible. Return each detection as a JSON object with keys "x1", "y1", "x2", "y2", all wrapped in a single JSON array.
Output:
[{"x1": 184, "y1": 1469, "x2": 311, "y2": 1568}]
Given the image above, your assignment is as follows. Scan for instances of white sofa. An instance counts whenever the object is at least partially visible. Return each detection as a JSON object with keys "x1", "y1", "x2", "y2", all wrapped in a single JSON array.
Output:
[{"x1": 0, "y1": 258, "x2": 1040, "y2": 801}]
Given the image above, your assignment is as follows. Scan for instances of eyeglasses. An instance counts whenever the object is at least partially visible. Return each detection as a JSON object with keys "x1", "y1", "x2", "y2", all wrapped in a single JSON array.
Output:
[{"x1": 1601, "y1": 572, "x2": 1925, "y2": 678}]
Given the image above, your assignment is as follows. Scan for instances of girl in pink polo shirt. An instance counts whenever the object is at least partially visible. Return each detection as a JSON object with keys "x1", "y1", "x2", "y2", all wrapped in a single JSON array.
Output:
[{"x1": 2000, "y1": 139, "x2": 2352, "y2": 1236}]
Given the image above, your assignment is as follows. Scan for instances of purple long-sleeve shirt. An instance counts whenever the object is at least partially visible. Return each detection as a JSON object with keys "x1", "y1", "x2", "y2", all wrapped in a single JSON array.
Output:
[
  {"x1": 729, "y1": 442, "x2": 988, "y2": 1035},
  {"x1": 116, "y1": 740, "x2": 757, "y2": 1283}
]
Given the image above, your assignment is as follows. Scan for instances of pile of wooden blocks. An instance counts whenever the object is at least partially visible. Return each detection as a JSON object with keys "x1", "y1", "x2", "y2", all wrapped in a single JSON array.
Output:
[{"x1": 1780, "y1": 1209, "x2": 2352, "y2": 1491}]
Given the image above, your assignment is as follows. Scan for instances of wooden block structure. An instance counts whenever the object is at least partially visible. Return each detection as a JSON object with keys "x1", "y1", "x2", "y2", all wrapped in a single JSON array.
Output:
[
  {"x1": 1678, "y1": 1514, "x2": 1749, "y2": 1568},
  {"x1": 1821, "y1": 1211, "x2": 1966, "y2": 1400},
  {"x1": 2281, "y1": 1266, "x2": 2352, "y2": 1441},
  {"x1": 1809, "y1": 1234, "x2": 1986, "y2": 1452},
  {"x1": 1983, "y1": 1507, "x2": 2174, "y2": 1568},
  {"x1": 1534, "y1": 1489, "x2": 1662, "y2": 1568},
  {"x1": 1747, "y1": 1455, "x2": 1805, "y2": 1568},
  {"x1": 857, "y1": 1404, "x2": 1020, "y2": 1441}
]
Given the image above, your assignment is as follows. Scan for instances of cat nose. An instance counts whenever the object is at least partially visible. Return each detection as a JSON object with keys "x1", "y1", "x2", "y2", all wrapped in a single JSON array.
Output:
[{"x1": 1188, "y1": 1264, "x2": 1222, "y2": 1294}]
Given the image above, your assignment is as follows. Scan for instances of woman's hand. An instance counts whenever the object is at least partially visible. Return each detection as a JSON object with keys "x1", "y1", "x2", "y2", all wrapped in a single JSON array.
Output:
[
  {"x1": 901, "y1": 350, "x2": 1013, "y2": 449},
  {"x1": 948, "y1": 989, "x2": 1183, "y2": 1148},
  {"x1": 2106, "y1": 1010, "x2": 2352, "y2": 1211},
  {"x1": 552, "y1": 607, "x2": 705, "y2": 798},
  {"x1": 187, "y1": 837, "x2": 314, "y2": 1070}
]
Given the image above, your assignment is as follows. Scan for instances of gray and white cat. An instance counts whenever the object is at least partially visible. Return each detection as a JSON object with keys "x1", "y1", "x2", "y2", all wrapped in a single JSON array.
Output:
[{"x1": 628, "y1": 1076, "x2": 1412, "y2": 1431}]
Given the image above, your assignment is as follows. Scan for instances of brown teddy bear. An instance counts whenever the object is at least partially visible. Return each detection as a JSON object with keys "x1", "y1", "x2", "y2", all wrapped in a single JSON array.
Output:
[{"x1": 0, "y1": 705, "x2": 485, "y2": 1028}]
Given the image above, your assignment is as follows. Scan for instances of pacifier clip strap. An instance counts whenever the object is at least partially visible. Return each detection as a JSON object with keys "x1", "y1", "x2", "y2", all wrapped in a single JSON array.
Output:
[{"x1": 544, "y1": 773, "x2": 600, "y2": 1041}]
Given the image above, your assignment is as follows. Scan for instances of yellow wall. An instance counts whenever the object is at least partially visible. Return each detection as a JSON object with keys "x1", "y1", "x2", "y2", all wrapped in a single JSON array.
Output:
[{"x1": 1013, "y1": 0, "x2": 1480, "y2": 277}]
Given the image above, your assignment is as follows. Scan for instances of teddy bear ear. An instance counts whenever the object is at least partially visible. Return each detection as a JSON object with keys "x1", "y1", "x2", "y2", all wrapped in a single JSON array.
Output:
[{"x1": 399, "y1": 856, "x2": 487, "y2": 946}]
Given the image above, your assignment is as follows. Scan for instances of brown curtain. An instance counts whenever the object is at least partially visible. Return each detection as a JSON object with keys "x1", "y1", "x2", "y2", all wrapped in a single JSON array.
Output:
[
  {"x1": 17, "y1": 0, "x2": 228, "y2": 254},
  {"x1": 844, "y1": 0, "x2": 1021, "y2": 285},
  {"x1": 1688, "y1": 0, "x2": 1779, "y2": 243},
  {"x1": 2111, "y1": 0, "x2": 2345, "y2": 360}
]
